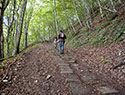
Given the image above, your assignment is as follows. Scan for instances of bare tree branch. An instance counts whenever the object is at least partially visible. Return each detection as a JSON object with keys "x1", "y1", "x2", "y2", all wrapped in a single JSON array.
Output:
[{"x1": 99, "y1": 6, "x2": 117, "y2": 13}]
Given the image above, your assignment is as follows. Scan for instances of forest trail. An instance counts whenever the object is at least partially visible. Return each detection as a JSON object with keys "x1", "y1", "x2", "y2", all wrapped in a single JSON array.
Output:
[{"x1": 0, "y1": 42, "x2": 125, "y2": 95}]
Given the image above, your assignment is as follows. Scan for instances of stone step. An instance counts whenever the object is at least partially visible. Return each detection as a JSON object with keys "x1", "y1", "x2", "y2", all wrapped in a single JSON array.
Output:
[
  {"x1": 59, "y1": 66, "x2": 72, "y2": 71},
  {"x1": 81, "y1": 75, "x2": 92, "y2": 82},
  {"x1": 65, "y1": 74, "x2": 80, "y2": 83},
  {"x1": 57, "y1": 63, "x2": 69, "y2": 66},
  {"x1": 60, "y1": 70, "x2": 73, "y2": 74},
  {"x1": 98, "y1": 86, "x2": 119, "y2": 94},
  {"x1": 69, "y1": 59, "x2": 77, "y2": 63},
  {"x1": 81, "y1": 74, "x2": 99, "y2": 82},
  {"x1": 70, "y1": 82, "x2": 90, "y2": 95},
  {"x1": 65, "y1": 78, "x2": 80, "y2": 83}
]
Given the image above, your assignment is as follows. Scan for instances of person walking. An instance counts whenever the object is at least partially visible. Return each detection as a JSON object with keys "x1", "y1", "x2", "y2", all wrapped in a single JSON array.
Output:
[{"x1": 58, "y1": 30, "x2": 66, "y2": 54}]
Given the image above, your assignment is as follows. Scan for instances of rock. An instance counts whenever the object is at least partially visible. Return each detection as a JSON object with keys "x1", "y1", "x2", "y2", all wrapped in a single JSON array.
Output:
[
  {"x1": 70, "y1": 82, "x2": 90, "y2": 95},
  {"x1": 57, "y1": 63, "x2": 69, "y2": 66},
  {"x1": 46, "y1": 75, "x2": 52, "y2": 80},
  {"x1": 14, "y1": 68, "x2": 17, "y2": 71},
  {"x1": 92, "y1": 81, "x2": 100, "y2": 86},
  {"x1": 69, "y1": 59, "x2": 77, "y2": 63},
  {"x1": 122, "y1": 69, "x2": 125, "y2": 73},
  {"x1": 1, "y1": 93, "x2": 6, "y2": 95},
  {"x1": 91, "y1": 75, "x2": 99, "y2": 80},
  {"x1": 17, "y1": 63, "x2": 21, "y2": 68},
  {"x1": 3, "y1": 79, "x2": 8, "y2": 83},
  {"x1": 59, "y1": 66, "x2": 72, "y2": 71},
  {"x1": 98, "y1": 86, "x2": 119, "y2": 94},
  {"x1": 81, "y1": 75, "x2": 91, "y2": 81},
  {"x1": 6, "y1": 76, "x2": 8, "y2": 79},
  {"x1": 61, "y1": 70, "x2": 73, "y2": 74},
  {"x1": 73, "y1": 64, "x2": 78, "y2": 67},
  {"x1": 65, "y1": 78, "x2": 80, "y2": 83},
  {"x1": 118, "y1": 51, "x2": 122, "y2": 56},
  {"x1": 80, "y1": 70, "x2": 83, "y2": 72},
  {"x1": 34, "y1": 80, "x2": 38, "y2": 83}
]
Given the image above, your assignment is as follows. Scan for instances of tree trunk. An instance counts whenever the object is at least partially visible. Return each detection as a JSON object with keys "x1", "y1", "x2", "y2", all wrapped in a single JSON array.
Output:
[
  {"x1": 6, "y1": 0, "x2": 16, "y2": 57},
  {"x1": 12, "y1": 0, "x2": 27, "y2": 55},
  {"x1": 0, "y1": 2, "x2": 4, "y2": 59},
  {"x1": 109, "y1": 0, "x2": 117, "y2": 12},
  {"x1": 24, "y1": 19, "x2": 28, "y2": 48},
  {"x1": 60, "y1": 0, "x2": 76, "y2": 33},
  {"x1": 81, "y1": 0, "x2": 92, "y2": 29},
  {"x1": 97, "y1": 0, "x2": 104, "y2": 17},
  {"x1": 6, "y1": 30, "x2": 10, "y2": 57},
  {"x1": 0, "y1": 15, "x2": 3, "y2": 59},
  {"x1": 0, "y1": 0, "x2": 10, "y2": 59},
  {"x1": 53, "y1": 0, "x2": 57, "y2": 36},
  {"x1": 54, "y1": 0, "x2": 59, "y2": 34},
  {"x1": 72, "y1": 0, "x2": 82, "y2": 26},
  {"x1": 118, "y1": 0, "x2": 121, "y2": 4},
  {"x1": 24, "y1": 7, "x2": 33, "y2": 48}
]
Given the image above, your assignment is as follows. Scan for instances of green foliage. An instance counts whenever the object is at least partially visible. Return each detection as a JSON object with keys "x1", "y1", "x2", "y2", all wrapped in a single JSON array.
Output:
[
  {"x1": 96, "y1": 21, "x2": 111, "y2": 32},
  {"x1": 78, "y1": 17, "x2": 124, "y2": 47},
  {"x1": 100, "y1": 56, "x2": 110, "y2": 64},
  {"x1": 70, "y1": 34, "x2": 80, "y2": 43},
  {"x1": 112, "y1": 18, "x2": 122, "y2": 25},
  {"x1": 0, "y1": 64, "x2": 7, "y2": 69},
  {"x1": 113, "y1": 22, "x2": 125, "y2": 41},
  {"x1": 70, "y1": 34, "x2": 82, "y2": 47},
  {"x1": 24, "y1": 44, "x2": 40, "y2": 53},
  {"x1": 2, "y1": 0, "x2": 124, "y2": 58}
]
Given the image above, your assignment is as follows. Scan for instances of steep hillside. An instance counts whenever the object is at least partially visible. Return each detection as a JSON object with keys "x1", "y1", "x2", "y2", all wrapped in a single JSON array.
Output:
[{"x1": 68, "y1": 2, "x2": 125, "y2": 48}]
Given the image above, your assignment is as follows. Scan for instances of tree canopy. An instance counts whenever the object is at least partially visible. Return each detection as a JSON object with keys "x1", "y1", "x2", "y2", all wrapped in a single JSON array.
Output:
[{"x1": 0, "y1": 0, "x2": 124, "y2": 59}]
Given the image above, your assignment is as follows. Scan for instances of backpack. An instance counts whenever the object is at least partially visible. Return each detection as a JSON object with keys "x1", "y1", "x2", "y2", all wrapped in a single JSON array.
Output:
[
  {"x1": 60, "y1": 33, "x2": 64, "y2": 38},
  {"x1": 58, "y1": 33, "x2": 66, "y2": 40}
]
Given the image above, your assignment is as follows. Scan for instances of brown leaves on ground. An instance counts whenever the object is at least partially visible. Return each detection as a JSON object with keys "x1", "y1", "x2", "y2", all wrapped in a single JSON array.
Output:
[
  {"x1": 68, "y1": 41, "x2": 125, "y2": 90},
  {"x1": 0, "y1": 43, "x2": 72, "y2": 95},
  {"x1": 0, "y1": 41, "x2": 125, "y2": 95}
]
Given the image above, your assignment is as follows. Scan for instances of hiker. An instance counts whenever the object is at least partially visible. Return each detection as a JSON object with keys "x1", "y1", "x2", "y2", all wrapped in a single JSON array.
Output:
[
  {"x1": 58, "y1": 30, "x2": 66, "y2": 54},
  {"x1": 53, "y1": 37, "x2": 58, "y2": 49}
]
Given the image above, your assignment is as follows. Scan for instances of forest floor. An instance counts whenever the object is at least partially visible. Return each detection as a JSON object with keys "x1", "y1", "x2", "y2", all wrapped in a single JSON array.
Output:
[{"x1": 0, "y1": 41, "x2": 125, "y2": 95}]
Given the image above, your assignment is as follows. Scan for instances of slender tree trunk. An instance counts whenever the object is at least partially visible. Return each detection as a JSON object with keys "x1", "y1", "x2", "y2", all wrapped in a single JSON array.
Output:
[
  {"x1": 118, "y1": 0, "x2": 121, "y2": 4},
  {"x1": 24, "y1": 20, "x2": 28, "y2": 48},
  {"x1": 60, "y1": 0, "x2": 76, "y2": 33},
  {"x1": 6, "y1": 30, "x2": 10, "y2": 57},
  {"x1": 24, "y1": 7, "x2": 33, "y2": 48},
  {"x1": 53, "y1": 0, "x2": 57, "y2": 36},
  {"x1": 53, "y1": 15, "x2": 56, "y2": 36},
  {"x1": 109, "y1": 0, "x2": 117, "y2": 12},
  {"x1": 97, "y1": 0, "x2": 104, "y2": 17},
  {"x1": 12, "y1": 0, "x2": 27, "y2": 55},
  {"x1": 0, "y1": 1, "x2": 4, "y2": 59},
  {"x1": 72, "y1": 0, "x2": 82, "y2": 26},
  {"x1": 6, "y1": 0, "x2": 16, "y2": 57},
  {"x1": 54, "y1": 0, "x2": 59, "y2": 34},
  {"x1": 81, "y1": 0, "x2": 92, "y2": 29},
  {"x1": 0, "y1": 14, "x2": 3, "y2": 59},
  {"x1": 0, "y1": 0, "x2": 10, "y2": 59}
]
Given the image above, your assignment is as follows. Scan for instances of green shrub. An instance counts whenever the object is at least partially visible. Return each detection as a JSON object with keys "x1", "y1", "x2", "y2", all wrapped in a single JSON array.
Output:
[
  {"x1": 96, "y1": 21, "x2": 111, "y2": 32},
  {"x1": 113, "y1": 22, "x2": 125, "y2": 41},
  {"x1": 112, "y1": 18, "x2": 122, "y2": 24},
  {"x1": 70, "y1": 34, "x2": 82, "y2": 47},
  {"x1": 101, "y1": 56, "x2": 111, "y2": 64}
]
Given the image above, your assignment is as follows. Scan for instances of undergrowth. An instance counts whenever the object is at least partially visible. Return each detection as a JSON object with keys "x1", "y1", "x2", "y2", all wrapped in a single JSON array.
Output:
[
  {"x1": 0, "y1": 43, "x2": 40, "y2": 67},
  {"x1": 69, "y1": 17, "x2": 124, "y2": 48}
]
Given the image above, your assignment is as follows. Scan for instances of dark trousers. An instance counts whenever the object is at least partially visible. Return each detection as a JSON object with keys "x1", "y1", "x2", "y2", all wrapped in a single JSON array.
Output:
[{"x1": 59, "y1": 41, "x2": 64, "y2": 53}]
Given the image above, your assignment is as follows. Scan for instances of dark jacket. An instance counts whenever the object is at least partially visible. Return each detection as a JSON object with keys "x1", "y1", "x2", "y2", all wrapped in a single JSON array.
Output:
[{"x1": 58, "y1": 33, "x2": 66, "y2": 41}]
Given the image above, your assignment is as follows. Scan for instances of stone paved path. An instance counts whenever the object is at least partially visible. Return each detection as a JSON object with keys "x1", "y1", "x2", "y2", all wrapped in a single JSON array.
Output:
[
  {"x1": 56, "y1": 56, "x2": 91, "y2": 95},
  {"x1": 51, "y1": 50, "x2": 120, "y2": 95}
]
